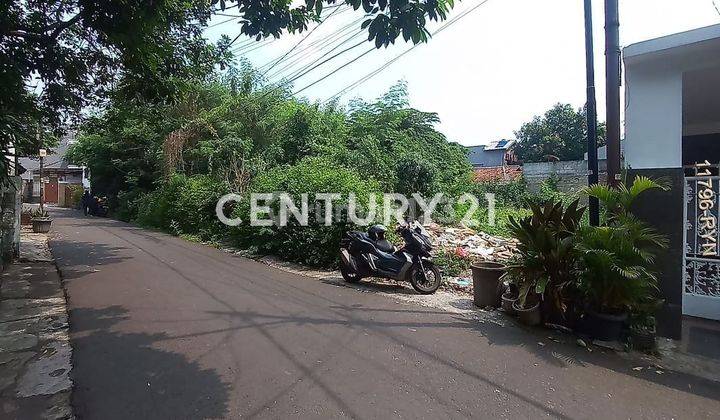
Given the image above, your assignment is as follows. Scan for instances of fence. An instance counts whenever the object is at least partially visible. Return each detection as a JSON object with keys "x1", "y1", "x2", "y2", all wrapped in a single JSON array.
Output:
[{"x1": 522, "y1": 160, "x2": 608, "y2": 193}]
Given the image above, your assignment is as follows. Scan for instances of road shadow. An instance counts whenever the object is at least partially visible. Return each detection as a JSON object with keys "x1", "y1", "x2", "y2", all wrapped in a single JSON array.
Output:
[
  {"x1": 48, "y1": 239, "x2": 131, "y2": 280},
  {"x1": 320, "y1": 276, "x2": 420, "y2": 294},
  {"x1": 68, "y1": 306, "x2": 230, "y2": 419},
  {"x1": 452, "y1": 313, "x2": 720, "y2": 401}
]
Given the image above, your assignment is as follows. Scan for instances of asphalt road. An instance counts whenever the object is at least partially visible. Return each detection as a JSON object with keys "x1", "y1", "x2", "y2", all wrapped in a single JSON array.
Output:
[{"x1": 49, "y1": 208, "x2": 720, "y2": 419}]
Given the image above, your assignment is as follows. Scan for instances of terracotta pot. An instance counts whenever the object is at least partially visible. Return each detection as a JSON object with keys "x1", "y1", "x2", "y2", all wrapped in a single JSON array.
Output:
[
  {"x1": 513, "y1": 301, "x2": 541, "y2": 326},
  {"x1": 21, "y1": 213, "x2": 32, "y2": 225},
  {"x1": 470, "y1": 262, "x2": 506, "y2": 308},
  {"x1": 31, "y1": 218, "x2": 52, "y2": 233}
]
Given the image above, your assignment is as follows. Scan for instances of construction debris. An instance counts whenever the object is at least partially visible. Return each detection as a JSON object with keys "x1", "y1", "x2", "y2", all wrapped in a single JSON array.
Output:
[{"x1": 425, "y1": 223, "x2": 518, "y2": 262}]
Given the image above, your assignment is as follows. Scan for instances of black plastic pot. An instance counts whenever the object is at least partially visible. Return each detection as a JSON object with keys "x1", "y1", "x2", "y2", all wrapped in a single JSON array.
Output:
[
  {"x1": 513, "y1": 301, "x2": 541, "y2": 326},
  {"x1": 470, "y1": 262, "x2": 506, "y2": 308},
  {"x1": 501, "y1": 292, "x2": 518, "y2": 315},
  {"x1": 583, "y1": 309, "x2": 628, "y2": 341},
  {"x1": 630, "y1": 328, "x2": 656, "y2": 352}
]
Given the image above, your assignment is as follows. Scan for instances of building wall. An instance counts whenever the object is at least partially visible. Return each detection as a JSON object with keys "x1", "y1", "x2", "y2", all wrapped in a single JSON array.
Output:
[
  {"x1": 622, "y1": 42, "x2": 720, "y2": 337},
  {"x1": 523, "y1": 160, "x2": 607, "y2": 193},
  {"x1": 624, "y1": 61, "x2": 683, "y2": 170}
]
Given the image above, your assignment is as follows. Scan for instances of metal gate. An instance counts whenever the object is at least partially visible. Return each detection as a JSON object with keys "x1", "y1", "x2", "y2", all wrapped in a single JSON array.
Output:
[{"x1": 683, "y1": 162, "x2": 720, "y2": 320}]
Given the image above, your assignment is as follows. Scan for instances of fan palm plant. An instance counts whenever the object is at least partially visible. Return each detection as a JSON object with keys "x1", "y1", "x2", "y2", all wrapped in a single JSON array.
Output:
[{"x1": 577, "y1": 176, "x2": 668, "y2": 314}]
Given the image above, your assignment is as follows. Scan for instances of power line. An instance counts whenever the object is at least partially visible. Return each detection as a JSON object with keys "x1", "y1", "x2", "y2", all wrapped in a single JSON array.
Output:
[
  {"x1": 272, "y1": 39, "x2": 368, "y2": 91},
  {"x1": 292, "y1": 47, "x2": 376, "y2": 96},
  {"x1": 270, "y1": 28, "x2": 366, "y2": 81},
  {"x1": 207, "y1": 16, "x2": 238, "y2": 29},
  {"x1": 263, "y1": 15, "x2": 367, "y2": 76},
  {"x1": 234, "y1": 38, "x2": 276, "y2": 55},
  {"x1": 325, "y1": 0, "x2": 492, "y2": 102},
  {"x1": 259, "y1": 5, "x2": 345, "y2": 79},
  {"x1": 714, "y1": 0, "x2": 720, "y2": 16}
]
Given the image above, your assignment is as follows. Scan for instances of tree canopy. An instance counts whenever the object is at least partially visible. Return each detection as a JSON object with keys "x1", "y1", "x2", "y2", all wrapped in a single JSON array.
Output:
[
  {"x1": 2, "y1": 0, "x2": 459, "y2": 183},
  {"x1": 513, "y1": 103, "x2": 607, "y2": 163}
]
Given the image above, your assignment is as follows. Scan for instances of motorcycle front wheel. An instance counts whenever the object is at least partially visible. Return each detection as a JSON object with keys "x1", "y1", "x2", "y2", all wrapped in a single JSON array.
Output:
[
  {"x1": 410, "y1": 264, "x2": 442, "y2": 294},
  {"x1": 339, "y1": 254, "x2": 361, "y2": 283}
]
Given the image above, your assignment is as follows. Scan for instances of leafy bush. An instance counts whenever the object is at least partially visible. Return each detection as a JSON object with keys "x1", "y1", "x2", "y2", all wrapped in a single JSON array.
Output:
[
  {"x1": 575, "y1": 177, "x2": 668, "y2": 314},
  {"x1": 67, "y1": 184, "x2": 85, "y2": 208},
  {"x1": 231, "y1": 157, "x2": 381, "y2": 266},
  {"x1": 135, "y1": 174, "x2": 229, "y2": 240},
  {"x1": 505, "y1": 199, "x2": 586, "y2": 311}
]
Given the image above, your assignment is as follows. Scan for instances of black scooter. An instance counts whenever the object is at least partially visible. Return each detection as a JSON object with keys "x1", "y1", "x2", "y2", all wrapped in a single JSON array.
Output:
[{"x1": 339, "y1": 221, "x2": 442, "y2": 294}]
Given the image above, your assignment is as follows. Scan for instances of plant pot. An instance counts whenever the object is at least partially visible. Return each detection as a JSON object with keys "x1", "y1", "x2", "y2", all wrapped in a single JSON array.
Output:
[
  {"x1": 501, "y1": 292, "x2": 519, "y2": 315},
  {"x1": 513, "y1": 301, "x2": 541, "y2": 326},
  {"x1": 541, "y1": 298, "x2": 579, "y2": 331},
  {"x1": 470, "y1": 262, "x2": 506, "y2": 308},
  {"x1": 31, "y1": 218, "x2": 52, "y2": 233},
  {"x1": 583, "y1": 309, "x2": 628, "y2": 341},
  {"x1": 630, "y1": 327, "x2": 656, "y2": 352},
  {"x1": 21, "y1": 213, "x2": 32, "y2": 226}
]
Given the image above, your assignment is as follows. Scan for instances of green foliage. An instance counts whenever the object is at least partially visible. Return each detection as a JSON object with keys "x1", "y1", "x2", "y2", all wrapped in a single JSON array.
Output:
[
  {"x1": 67, "y1": 185, "x2": 85, "y2": 208},
  {"x1": 1, "y1": 0, "x2": 229, "y2": 184},
  {"x1": 68, "y1": 71, "x2": 473, "y2": 267},
  {"x1": 134, "y1": 174, "x2": 229, "y2": 241},
  {"x1": 575, "y1": 177, "x2": 668, "y2": 314},
  {"x1": 514, "y1": 104, "x2": 607, "y2": 163},
  {"x1": 214, "y1": 1, "x2": 459, "y2": 48},
  {"x1": 232, "y1": 157, "x2": 381, "y2": 266},
  {"x1": 31, "y1": 207, "x2": 50, "y2": 219},
  {"x1": 433, "y1": 248, "x2": 473, "y2": 277},
  {"x1": 505, "y1": 199, "x2": 586, "y2": 310}
]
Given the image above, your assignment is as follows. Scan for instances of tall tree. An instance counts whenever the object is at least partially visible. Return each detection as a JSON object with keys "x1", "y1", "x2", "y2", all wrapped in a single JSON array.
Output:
[
  {"x1": 513, "y1": 103, "x2": 607, "y2": 163},
  {"x1": 2, "y1": 1, "x2": 461, "y2": 184}
]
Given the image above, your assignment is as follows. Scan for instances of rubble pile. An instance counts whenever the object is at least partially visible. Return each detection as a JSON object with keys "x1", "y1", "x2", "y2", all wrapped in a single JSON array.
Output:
[{"x1": 425, "y1": 223, "x2": 518, "y2": 261}]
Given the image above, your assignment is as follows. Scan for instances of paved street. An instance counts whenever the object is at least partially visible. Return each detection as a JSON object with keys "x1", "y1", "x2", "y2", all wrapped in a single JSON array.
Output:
[{"x1": 49, "y1": 209, "x2": 720, "y2": 419}]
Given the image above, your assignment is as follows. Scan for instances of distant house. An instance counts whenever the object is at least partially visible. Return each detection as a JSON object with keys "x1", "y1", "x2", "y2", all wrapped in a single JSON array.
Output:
[
  {"x1": 18, "y1": 133, "x2": 89, "y2": 204},
  {"x1": 466, "y1": 139, "x2": 521, "y2": 182}
]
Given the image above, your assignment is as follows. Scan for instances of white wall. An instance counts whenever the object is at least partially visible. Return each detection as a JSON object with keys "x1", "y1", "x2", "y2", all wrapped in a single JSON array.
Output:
[{"x1": 624, "y1": 61, "x2": 683, "y2": 169}]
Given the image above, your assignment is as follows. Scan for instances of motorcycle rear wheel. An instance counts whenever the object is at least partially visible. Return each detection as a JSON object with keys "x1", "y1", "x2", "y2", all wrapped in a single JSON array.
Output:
[{"x1": 410, "y1": 264, "x2": 442, "y2": 294}]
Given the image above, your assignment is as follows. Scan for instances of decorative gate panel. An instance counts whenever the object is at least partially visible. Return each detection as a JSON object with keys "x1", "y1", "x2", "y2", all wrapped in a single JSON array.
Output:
[{"x1": 683, "y1": 162, "x2": 720, "y2": 320}]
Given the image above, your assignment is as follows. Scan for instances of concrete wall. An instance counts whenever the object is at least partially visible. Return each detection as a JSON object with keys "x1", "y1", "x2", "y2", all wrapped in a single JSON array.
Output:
[
  {"x1": 523, "y1": 160, "x2": 607, "y2": 193},
  {"x1": 624, "y1": 61, "x2": 683, "y2": 170}
]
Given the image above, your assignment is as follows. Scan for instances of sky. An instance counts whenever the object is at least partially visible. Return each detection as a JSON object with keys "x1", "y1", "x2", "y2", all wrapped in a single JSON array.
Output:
[{"x1": 204, "y1": 0, "x2": 720, "y2": 146}]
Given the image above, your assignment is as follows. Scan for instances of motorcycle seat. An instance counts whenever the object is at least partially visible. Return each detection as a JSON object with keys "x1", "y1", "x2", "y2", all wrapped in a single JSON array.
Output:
[{"x1": 374, "y1": 239, "x2": 394, "y2": 253}]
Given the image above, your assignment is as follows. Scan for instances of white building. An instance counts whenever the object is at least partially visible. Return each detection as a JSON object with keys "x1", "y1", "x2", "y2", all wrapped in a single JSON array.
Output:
[{"x1": 624, "y1": 24, "x2": 720, "y2": 337}]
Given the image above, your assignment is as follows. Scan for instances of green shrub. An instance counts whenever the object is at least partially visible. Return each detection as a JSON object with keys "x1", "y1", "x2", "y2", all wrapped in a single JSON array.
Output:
[
  {"x1": 67, "y1": 184, "x2": 85, "y2": 208},
  {"x1": 135, "y1": 174, "x2": 229, "y2": 240},
  {"x1": 575, "y1": 177, "x2": 668, "y2": 314},
  {"x1": 231, "y1": 157, "x2": 380, "y2": 266}
]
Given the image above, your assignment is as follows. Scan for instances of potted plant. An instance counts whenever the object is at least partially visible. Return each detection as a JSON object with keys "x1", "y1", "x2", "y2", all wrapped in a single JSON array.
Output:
[
  {"x1": 31, "y1": 207, "x2": 53, "y2": 233},
  {"x1": 505, "y1": 198, "x2": 586, "y2": 327},
  {"x1": 21, "y1": 206, "x2": 33, "y2": 225},
  {"x1": 511, "y1": 282, "x2": 542, "y2": 326},
  {"x1": 576, "y1": 176, "x2": 668, "y2": 341},
  {"x1": 500, "y1": 280, "x2": 519, "y2": 315},
  {"x1": 629, "y1": 298, "x2": 663, "y2": 352}
]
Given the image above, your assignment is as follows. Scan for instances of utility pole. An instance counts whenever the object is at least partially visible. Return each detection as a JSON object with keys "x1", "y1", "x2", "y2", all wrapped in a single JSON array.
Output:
[
  {"x1": 37, "y1": 126, "x2": 44, "y2": 212},
  {"x1": 584, "y1": 0, "x2": 600, "y2": 226},
  {"x1": 604, "y1": 0, "x2": 622, "y2": 186}
]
